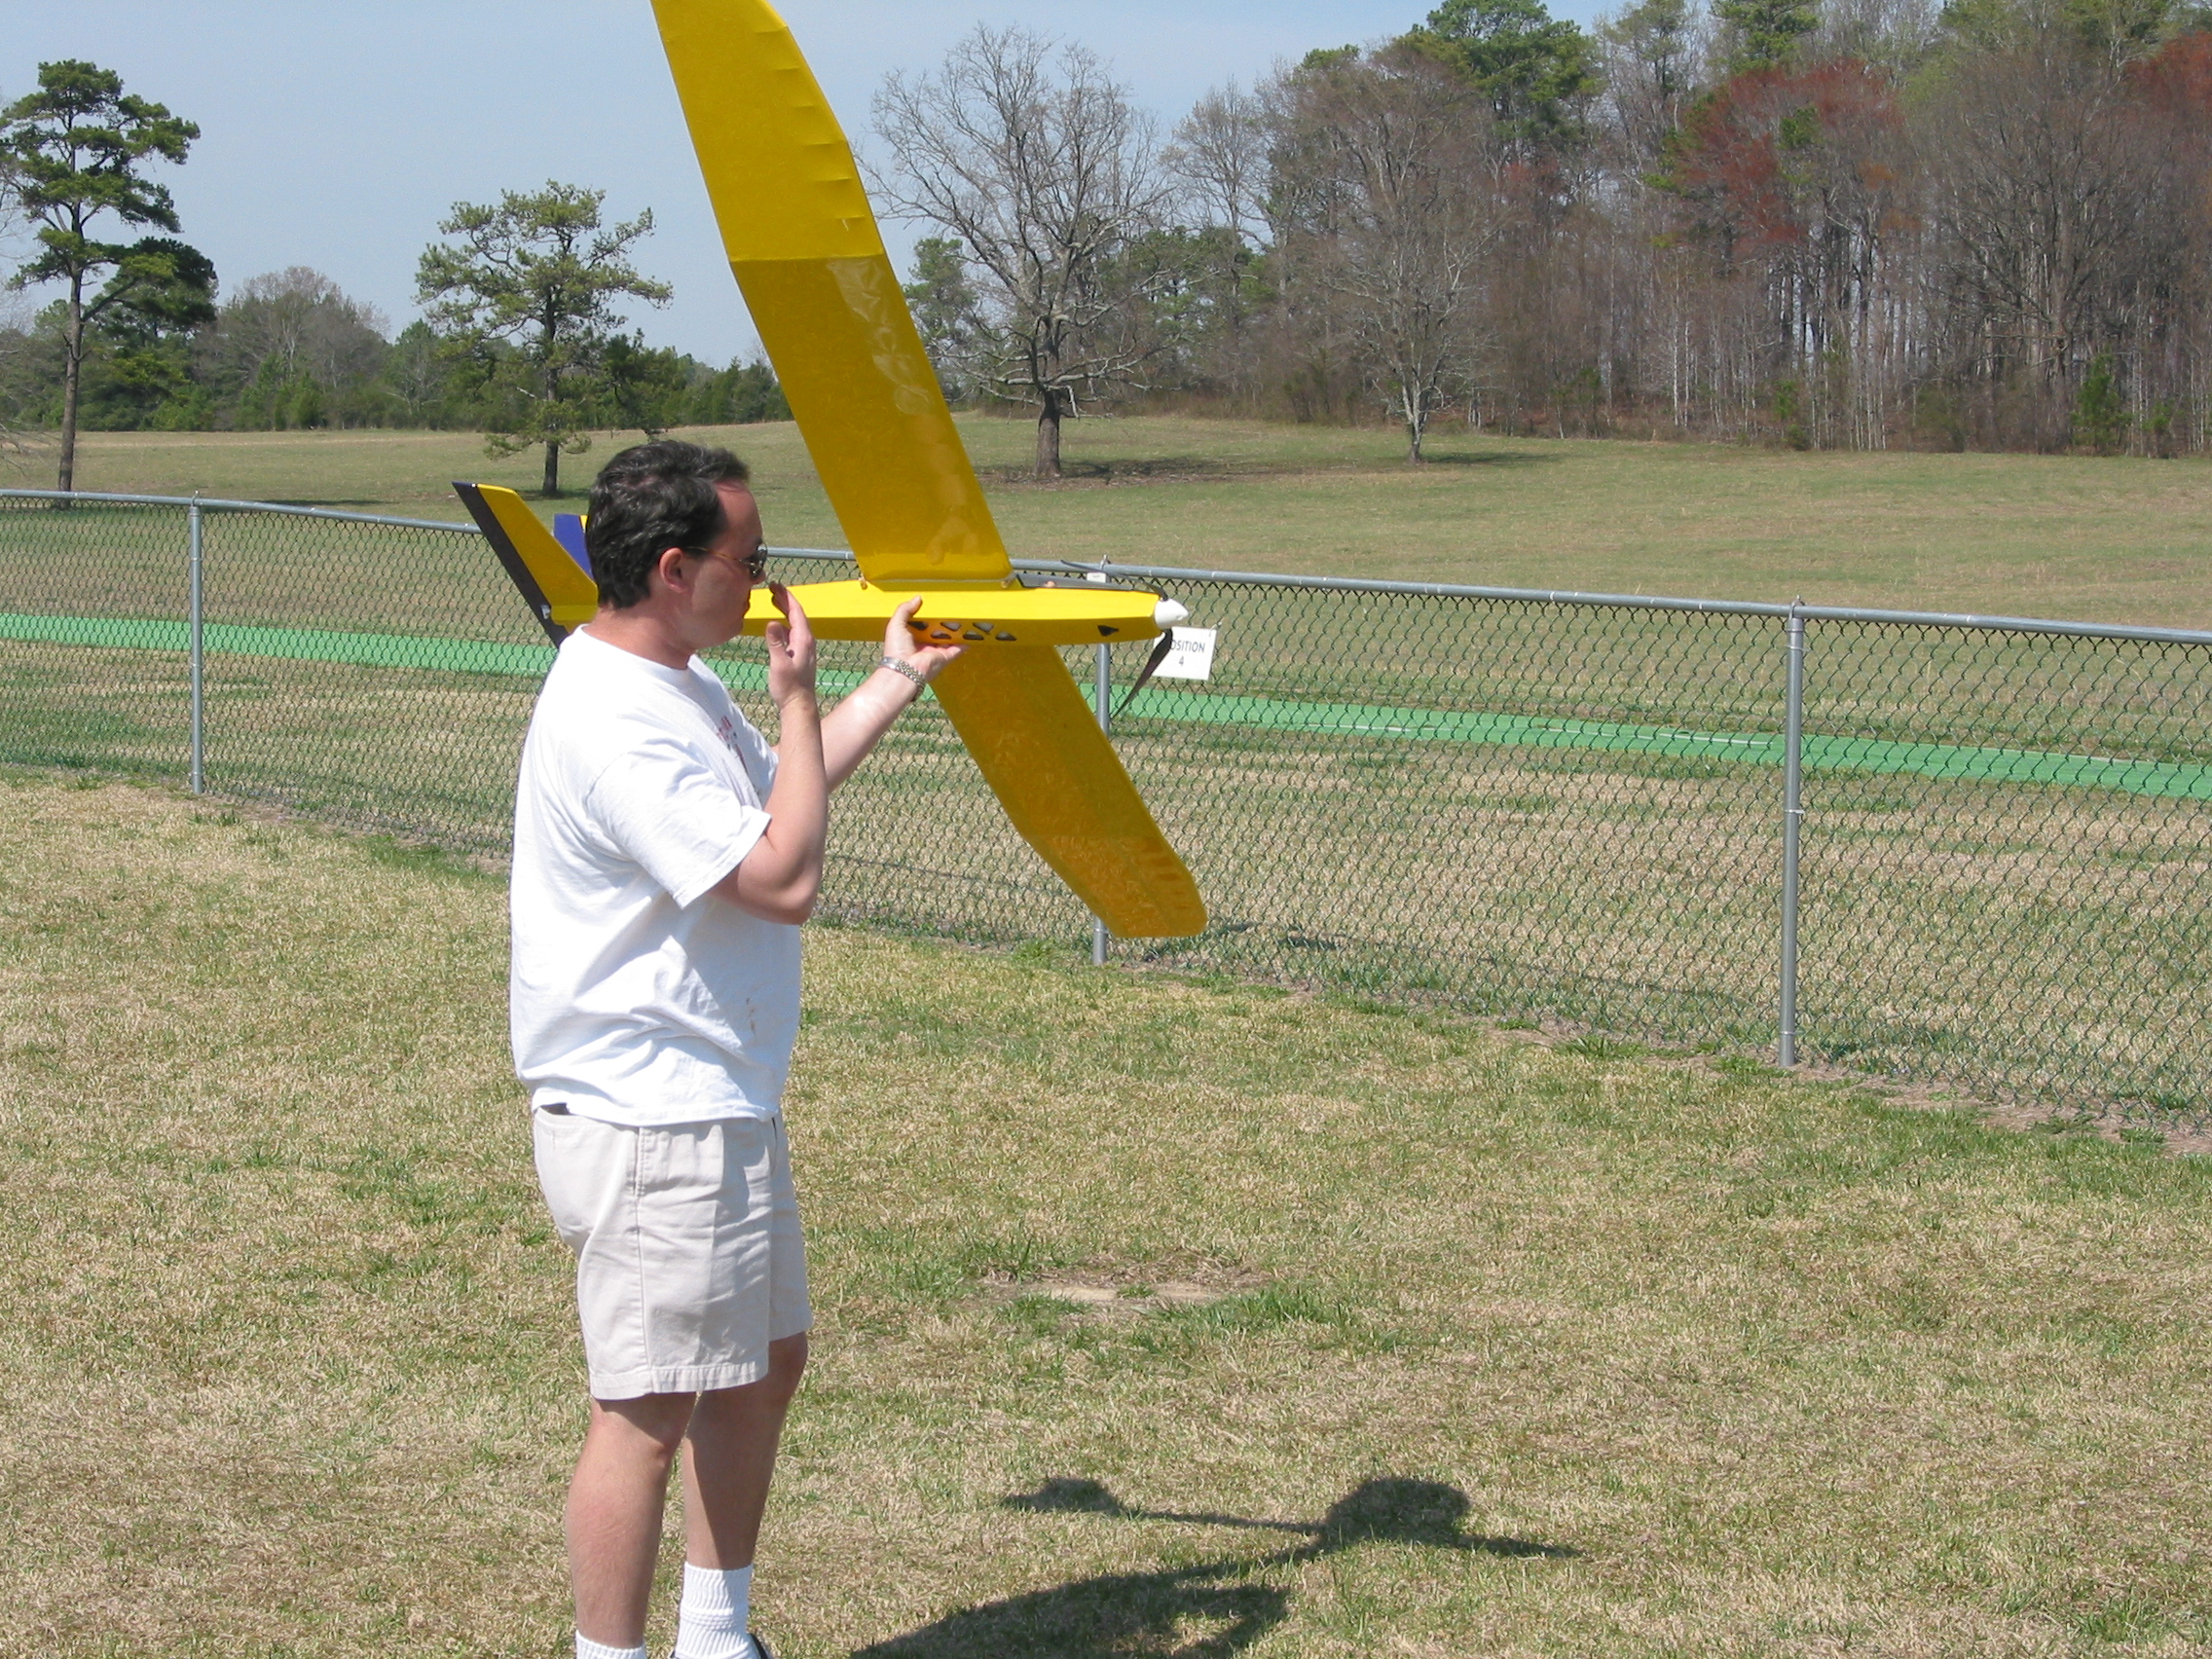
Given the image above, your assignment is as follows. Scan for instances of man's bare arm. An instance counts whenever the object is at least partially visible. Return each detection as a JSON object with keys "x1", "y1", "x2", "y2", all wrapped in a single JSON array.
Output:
[
  {"x1": 820, "y1": 597, "x2": 964, "y2": 791},
  {"x1": 713, "y1": 586, "x2": 828, "y2": 925}
]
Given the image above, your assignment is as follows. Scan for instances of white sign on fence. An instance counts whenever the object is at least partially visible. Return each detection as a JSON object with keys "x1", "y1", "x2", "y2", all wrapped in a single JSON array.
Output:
[{"x1": 1155, "y1": 626, "x2": 1217, "y2": 682}]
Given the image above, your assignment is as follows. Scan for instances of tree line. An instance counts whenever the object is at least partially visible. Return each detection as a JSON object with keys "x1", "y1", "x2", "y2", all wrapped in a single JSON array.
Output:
[
  {"x1": 0, "y1": 261, "x2": 787, "y2": 440},
  {"x1": 0, "y1": 62, "x2": 787, "y2": 495},
  {"x1": 11, "y1": 1, "x2": 2210, "y2": 495},
  {"x1": 881, "y1": 0, "x2": 2212, "y2": 468}
]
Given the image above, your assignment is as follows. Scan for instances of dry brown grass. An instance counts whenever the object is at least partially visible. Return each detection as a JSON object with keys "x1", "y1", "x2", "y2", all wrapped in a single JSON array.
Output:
[{"x1": 5, "y1": 772, "x2": 2212, "y2": 1656}]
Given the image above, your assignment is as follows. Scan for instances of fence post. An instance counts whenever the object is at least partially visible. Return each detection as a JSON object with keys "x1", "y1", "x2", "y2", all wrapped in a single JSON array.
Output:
[
  {"x1": 1092, "y1": 641, "x2": 1111, "y2": 965},
  {"x1": 1778, "y1": 605, "x2": 1805, "y2": 1066},
  {"x1": 188, "y1": 496, "x2": 205, "y2": 794}
]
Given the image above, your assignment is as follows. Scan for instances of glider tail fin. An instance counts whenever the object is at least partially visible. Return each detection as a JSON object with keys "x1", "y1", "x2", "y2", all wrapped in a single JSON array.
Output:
[{"x1": 454, "y1": 481, "x2": 600, "y2": 645}]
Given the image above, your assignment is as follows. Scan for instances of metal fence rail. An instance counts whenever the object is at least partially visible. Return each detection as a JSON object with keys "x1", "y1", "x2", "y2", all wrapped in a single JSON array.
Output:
[{"x1": 6, "y1": 487, "x2": 2208, "y2": 1126}]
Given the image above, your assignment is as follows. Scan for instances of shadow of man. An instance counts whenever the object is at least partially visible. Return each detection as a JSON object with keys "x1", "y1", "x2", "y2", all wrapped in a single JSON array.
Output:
[{"x1": 852, "y1": 1476, "x2": 1572, "y2": 1658}]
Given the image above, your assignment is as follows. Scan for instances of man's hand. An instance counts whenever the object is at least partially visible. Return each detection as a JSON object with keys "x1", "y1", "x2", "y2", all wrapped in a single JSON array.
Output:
[
  {"x1": 884, "y1": 596, "x2": 964, "y2": 683},
  {"x1": 762, "y1": 582, "x2": 818, "y2": 708}
]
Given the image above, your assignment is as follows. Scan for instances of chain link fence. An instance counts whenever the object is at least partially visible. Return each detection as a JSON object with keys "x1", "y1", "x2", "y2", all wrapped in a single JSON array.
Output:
[{"x1": 6, "y1": 488, "x2": 2208, "y2": 1125}]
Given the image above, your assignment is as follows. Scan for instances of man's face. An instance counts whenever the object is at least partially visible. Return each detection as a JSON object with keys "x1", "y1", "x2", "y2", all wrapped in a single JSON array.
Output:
[{"x1": 682, "y1": 482, "x2": 765, "y2": 646}]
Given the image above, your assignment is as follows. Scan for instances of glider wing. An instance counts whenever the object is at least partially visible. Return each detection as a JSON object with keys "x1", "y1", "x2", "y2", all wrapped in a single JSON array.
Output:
[
  {"x1": 650, "y1": 0, "x2": 1008, "y2": 585},
  {"x1": 932, "y1": 647, "x2": 1210, "y2": 940},
  {"x1": 646, "y1": 0, "x2": 1204, "y2": 938}
]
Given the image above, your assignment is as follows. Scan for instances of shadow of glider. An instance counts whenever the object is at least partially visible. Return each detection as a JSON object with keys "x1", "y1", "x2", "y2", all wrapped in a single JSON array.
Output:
[
  {"x1": 849, "y1": 1477, "x2": 1573, "y2": 1656},
  {"x1": 457, "y1": 0, "x2": 1205, "y2": 941}
]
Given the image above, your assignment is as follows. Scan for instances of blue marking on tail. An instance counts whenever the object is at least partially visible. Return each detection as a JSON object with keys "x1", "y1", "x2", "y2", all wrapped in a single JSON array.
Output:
[{"x1": 553, "y1": 514, "x2": 591, "y2": 577}]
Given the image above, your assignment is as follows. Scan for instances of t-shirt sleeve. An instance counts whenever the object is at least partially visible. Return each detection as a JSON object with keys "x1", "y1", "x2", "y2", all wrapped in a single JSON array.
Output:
[{"x1": 584, "y1": 735, "x2": 772, "y2": 908}]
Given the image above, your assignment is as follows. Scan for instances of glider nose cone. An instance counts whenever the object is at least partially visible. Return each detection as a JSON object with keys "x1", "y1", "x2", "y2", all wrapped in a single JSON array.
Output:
[{"x1": 1154, "y1": 598, "x2": 1189, "y2": 628}]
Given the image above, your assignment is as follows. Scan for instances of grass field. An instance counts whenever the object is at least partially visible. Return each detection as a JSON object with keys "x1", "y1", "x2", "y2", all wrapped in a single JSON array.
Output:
[
  {"x1": 4, "y1": 770, "x2": 2211, "y2": 1657},
  {"x1": 17, "y1": 414, "x2": 2212, "y2": 627}
]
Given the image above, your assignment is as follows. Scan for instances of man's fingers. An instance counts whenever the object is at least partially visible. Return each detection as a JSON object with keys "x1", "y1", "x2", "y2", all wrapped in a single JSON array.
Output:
[
  {"x1": 886, "y1": 596, "x2": 924, "y2": 649},
  {"x1": 774, "y1": 583, "x2": 815, "y2": 648},
  {"x1": 885, "y1": 597, "x2": 963, "y2": 682}
]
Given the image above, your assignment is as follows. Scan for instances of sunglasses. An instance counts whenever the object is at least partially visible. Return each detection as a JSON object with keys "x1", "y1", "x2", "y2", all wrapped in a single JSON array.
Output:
[{"x1": 690, "y1": 543, "x2": 770, "y2": 581}]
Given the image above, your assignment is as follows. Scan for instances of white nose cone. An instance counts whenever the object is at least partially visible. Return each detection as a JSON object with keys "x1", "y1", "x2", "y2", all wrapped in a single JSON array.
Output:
[{"x1": 1154, "y1": 598, "x2": 1189, "y2": 627}]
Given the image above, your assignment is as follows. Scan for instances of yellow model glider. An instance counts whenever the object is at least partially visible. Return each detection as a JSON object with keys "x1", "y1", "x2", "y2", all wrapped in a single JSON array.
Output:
[{"x1": 461, "y1": 0, "x2": 1205, "y2": 939}]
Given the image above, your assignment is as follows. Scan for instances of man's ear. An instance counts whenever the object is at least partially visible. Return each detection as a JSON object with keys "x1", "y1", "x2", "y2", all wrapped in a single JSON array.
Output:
[{"x1": 653, "y1": 545, "x2": 691, "y2": 596}]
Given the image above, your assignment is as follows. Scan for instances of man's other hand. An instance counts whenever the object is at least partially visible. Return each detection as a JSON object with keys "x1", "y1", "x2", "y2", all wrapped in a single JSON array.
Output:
[
  {"x1": 885, "y1": 597, "x2": 964, "y2": 682},
  {"x1": 763, "y1": 582, "x2": 818, "y2": 707}
]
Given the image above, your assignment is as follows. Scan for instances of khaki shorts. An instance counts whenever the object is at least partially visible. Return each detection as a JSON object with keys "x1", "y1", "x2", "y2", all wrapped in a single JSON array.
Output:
[{"x1": 533, "y1": 1107, "x2": 811, "y2": 1400}]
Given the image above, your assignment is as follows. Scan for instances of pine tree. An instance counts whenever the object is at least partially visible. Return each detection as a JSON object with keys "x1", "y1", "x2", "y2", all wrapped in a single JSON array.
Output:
[
  {"x1": 1716, "y1": 0, "x2": 1820, "y2": 72},
  {"x1": 0, "y1": 60, "x2": 209, "y2": 492},
  {"x1": 416, "y1": 183, "x2": 670, "y2": 496}
]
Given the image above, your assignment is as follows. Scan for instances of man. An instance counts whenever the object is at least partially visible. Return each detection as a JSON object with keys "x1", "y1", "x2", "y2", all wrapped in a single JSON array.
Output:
[{"x1": 510, "y1": 439, "x2": 961, "y2": 1659}]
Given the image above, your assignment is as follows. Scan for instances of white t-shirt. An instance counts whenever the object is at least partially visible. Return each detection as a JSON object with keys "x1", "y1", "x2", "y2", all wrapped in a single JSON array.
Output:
[{"x1": 510, "y1": 627, "x2": 798, "y2": 1126}]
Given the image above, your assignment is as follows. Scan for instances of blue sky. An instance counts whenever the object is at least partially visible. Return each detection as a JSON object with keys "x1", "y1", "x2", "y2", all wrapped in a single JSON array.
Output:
[{"x1": 3, "y1": 1, "x2": 1606, "y2": 363}]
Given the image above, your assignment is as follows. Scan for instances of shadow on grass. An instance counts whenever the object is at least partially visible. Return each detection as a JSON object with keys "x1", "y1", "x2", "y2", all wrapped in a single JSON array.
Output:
[
  {"x1": 854, "y1": 1476, "x2": 1572, "y2": 1657},
  {"x1": 1415, "y1": 448, "x2": 1566, "y2": 467}
]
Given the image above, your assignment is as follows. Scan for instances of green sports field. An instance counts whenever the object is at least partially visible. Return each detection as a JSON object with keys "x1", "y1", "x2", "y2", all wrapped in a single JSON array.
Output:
[{"x1": 24, "y1": 413, "x2": 2212, "y2": 628}]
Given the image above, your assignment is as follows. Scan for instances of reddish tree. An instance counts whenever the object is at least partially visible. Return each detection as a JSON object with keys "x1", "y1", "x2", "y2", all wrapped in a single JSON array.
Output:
[
  {"x1": 1666, "y1": 60, "x2": 1905, "y2": 260},
  {"x1": 1661, "y1": 60, "x2": 1913, "y2": 444}
]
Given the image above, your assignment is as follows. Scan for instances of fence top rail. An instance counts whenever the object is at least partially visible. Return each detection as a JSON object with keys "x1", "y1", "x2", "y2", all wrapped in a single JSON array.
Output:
[
  {"x1": 13, "y1": 487, "x2": 2212, "y2": 648},
  {"x1": 0, "y1": 487, "x2": 481, "y2": 535},
  {"x1": 778, "y1": 547, "x2": 2212, "y2": 648}
]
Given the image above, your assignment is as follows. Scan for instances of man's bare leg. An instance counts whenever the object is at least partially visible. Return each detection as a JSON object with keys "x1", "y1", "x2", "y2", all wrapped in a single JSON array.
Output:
[
  {"x1": 569, "y1": 1391, "x2": 698, "y2": 1647},
  {"x1": 682, "y1": 1334, "x2": 810, "y2": 1567},
  {"x1": 563, "y1": 1339, "x2": 806, "y2": 1651}
]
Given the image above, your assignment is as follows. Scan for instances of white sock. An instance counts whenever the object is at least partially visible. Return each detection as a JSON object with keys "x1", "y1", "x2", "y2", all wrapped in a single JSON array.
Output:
[
  {"x1": 674, "y1": 1562, "x2": 755, "y2": 1659},
  {"x1": 575, "y1": 1635, "x2": 646, "y2": 1659}
]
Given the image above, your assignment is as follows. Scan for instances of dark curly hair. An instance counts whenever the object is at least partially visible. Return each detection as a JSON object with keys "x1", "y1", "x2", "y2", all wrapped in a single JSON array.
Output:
[{"x1": 584, "y1": 440, "x2": 753, "y2": 609}]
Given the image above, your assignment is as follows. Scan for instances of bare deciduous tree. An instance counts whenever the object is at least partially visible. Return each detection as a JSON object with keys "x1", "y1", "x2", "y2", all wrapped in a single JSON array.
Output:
[
  {"x1": 1167, "y1": 79, "x2": 1271, "y2": 248},
  {"x1": 199, "y1": 268, "x2": 390, "y2": 426},
  {"x1": 1923, "y1": 32, "x2": 2157, "y2": 445},
  {"x1": 1267, "y1": 47, "x2": 1501, "y2": 461},
  {"x1": 0, "y1": 288, "x2": 48, "y2": 469},
  {"x1": 1161, "y1": 78, "x2": 1273, "y2": 394},
  {"x1": 1600, "y1": 0, "x2": 1708, "y2": 169},
  {"x1": 873, "y1": 26, "x2": 1173, "y2": 478},
  {"x1": 0, "y1": 148, "x2": 41, "y2": 465}
]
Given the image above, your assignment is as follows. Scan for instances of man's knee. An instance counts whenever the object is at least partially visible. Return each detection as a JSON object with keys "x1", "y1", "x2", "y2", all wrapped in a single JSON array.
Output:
[
  {"x1": 762, "y1": 1332, "x2": 807, "y2": 1401},
  {"x1": 589, "y1": 1390, "x2": 698, "y2": 1462},
  {"x1": 694, "y1": 1334, "x2": 808, "y2": 1420}
]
